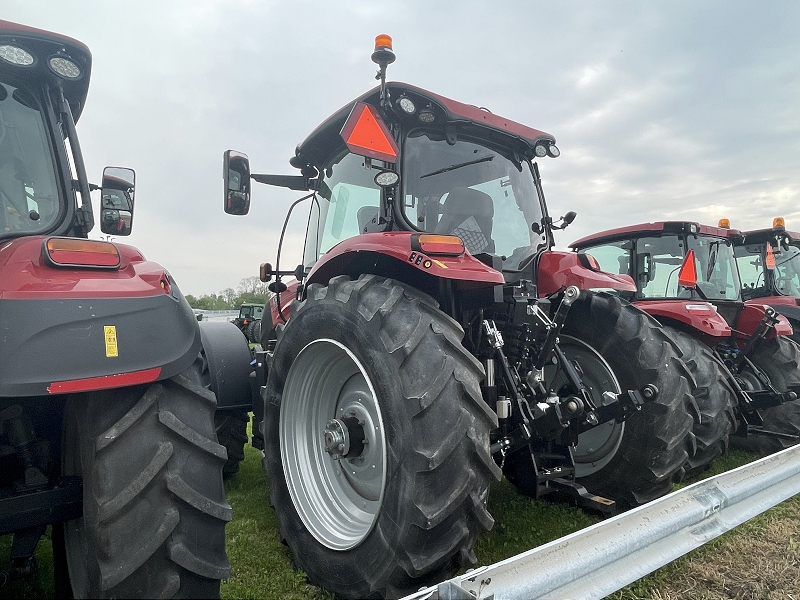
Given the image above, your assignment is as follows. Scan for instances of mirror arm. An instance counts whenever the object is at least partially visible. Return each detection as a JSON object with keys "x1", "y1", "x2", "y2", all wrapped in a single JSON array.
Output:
[{"x1": 251, "y1": 174, "x2": 312, "y2": 191}]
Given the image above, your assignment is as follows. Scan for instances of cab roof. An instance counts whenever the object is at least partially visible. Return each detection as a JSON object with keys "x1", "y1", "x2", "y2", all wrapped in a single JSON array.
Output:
[
  {"x1": 291, "y1": 82, "x2": 555, "y2": 170},
  {"x1": 570, "y1": 221, "x2": 740, "y2": 250},
  {"x1": 737, "y1": 226, "x2": 800, "y2": 245},
  {"x1": 0, "y1": 19, "x2": 92, "y2": 121}
]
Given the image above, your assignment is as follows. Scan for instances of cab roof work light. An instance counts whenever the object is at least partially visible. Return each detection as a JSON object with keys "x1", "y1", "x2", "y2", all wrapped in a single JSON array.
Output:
[
  {"x1": 340, "y1": 101, "x2": 399, "y2": 163},
  {"x1": 678, "y1": 249, "x2": 698, "y2": 288}
]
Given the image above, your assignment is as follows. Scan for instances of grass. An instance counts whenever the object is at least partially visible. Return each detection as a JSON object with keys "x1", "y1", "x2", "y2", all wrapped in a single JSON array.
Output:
[{"x1": 1, "y1": 428, "x2": 797, "y2": 599}]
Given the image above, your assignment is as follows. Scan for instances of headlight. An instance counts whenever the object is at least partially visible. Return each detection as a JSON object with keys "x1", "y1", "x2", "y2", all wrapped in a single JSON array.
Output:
[{"x1": 0, "y1": 44, "x2": 35, "y2": 66}]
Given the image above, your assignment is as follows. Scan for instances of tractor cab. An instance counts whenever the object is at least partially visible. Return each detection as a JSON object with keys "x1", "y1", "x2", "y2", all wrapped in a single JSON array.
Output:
[
  {"x1": 224, "y1": 37, "x2": 574, "y2": 297},
  {"x1": 571, "y1": 221, "x2": 745, "y2": 324},
  {"x1": 0, "y1": 19, "x2": 133, "y2": 240},
  {"x1": 730, "y1": 218, "x2": 800, "y2": 301}
]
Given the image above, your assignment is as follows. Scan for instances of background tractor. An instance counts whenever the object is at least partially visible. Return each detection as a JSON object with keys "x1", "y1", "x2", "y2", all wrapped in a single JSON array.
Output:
[
  {"x1": 222, "y1": 36, "x2": 696, "y2": 599},
  {"x1": 0, "y1": 19, "x2": 252, "y2": 597},
  {"x1": 231, "y1": 302, "x2": 265, "y2": 343},
  {"x1": 730, "y1": 217, "x2": 800, "y2": 344},
  {"x1": 572, "y1": 220, "x2": 800, "y2": 466}
]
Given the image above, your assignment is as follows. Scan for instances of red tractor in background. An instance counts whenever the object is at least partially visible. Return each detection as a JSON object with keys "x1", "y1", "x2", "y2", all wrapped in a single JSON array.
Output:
[
  {"x1": 222, "y1": 36, "x2": 697, "y2": 598},
  {"x1": 731, "y1": 217, "x2": 800, "y2": 344},
  {"x1": 571, "y1": 220, "x2": 800, "y2": 465},
  {"x1": 0, "y1": 20, "x2": 253, "y2": 597}
]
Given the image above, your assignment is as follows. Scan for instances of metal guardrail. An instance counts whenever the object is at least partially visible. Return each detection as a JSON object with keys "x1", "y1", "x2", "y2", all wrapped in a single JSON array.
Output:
[{"x1": 403, "y1": 444, "x2": 800, "y2": 600}]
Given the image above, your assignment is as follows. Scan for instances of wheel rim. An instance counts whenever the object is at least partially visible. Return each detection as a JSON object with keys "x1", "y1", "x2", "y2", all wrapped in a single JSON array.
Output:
[
  {"x1": 544, "y1": 335, "x2": 625, "y2": 477},
  {"x1": 280, "y1": 338, "x2": 387, "y2": 550}
]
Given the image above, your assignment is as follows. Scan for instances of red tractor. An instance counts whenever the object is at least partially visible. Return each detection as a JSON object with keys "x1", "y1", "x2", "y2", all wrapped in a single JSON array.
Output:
[
  {"x1": 571, "y1": 220, "x2": 800, "y2": 464},
  {"x1": 223, "y1": 36, "x2": 696, "y2": 598},
  {"x1": 0, "y1": 20, "x2": 252, "y2": 597},
  {"x1": 731, "y1": 217, "x2": 800, "y2": 344}
]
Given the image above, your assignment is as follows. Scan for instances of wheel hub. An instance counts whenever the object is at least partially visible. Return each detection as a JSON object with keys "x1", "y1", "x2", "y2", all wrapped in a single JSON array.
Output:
[{"x1": 324, "y1": 417, "x2": 366, "y2": 460}]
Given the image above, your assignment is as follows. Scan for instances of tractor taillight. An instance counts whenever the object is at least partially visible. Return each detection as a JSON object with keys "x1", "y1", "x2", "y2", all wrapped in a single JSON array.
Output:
[
  {"x1": 43, "y1": 237, "x2": 121, "y2": 269},
  {"x1": 678, "y1": 250, "x2": 698, "y2": 288},
  {"x1": 411, "y1": 234, "x2": 465, "y2": 256}
]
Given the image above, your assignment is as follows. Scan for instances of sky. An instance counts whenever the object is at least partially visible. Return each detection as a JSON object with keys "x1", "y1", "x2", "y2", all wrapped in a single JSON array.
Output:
[{"x1": 5, "y1": 1, "x2": 799, "y2": 296}]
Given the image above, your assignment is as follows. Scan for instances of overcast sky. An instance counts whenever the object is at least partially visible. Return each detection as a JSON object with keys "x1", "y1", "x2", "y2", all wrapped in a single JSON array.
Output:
[{"x1": 5, "y1": 1, "x2": 799, "y2": 296}]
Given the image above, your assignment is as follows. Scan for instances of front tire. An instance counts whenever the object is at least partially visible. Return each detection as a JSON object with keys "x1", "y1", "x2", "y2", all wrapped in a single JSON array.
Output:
[
  {"x1": 263, "y1": 275, "x2": 500, "y2": 598},
  {"x1": 62, "y1": 359, "x2": 232, "y2": 598},
  {"x1": 561, "y1": 292, "x2": 696, "y2": 508}
]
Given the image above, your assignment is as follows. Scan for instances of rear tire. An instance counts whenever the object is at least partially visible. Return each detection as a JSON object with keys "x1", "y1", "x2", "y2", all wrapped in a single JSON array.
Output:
[
  {"x1": 736, "y1": 335, "x2": 800, "y2": 455},
  {"x1": 62, "y1": 358, "x2": 231, "y2": 598},
  {"x1": 263, "y1": 274, "x2": 500, "y2": 598},
  {"x1": 214, "y1": 408, "x2": 249, "y2": 477},
  {"x1": 561, "y1": 292, "x2": 696, "y2": 508},
  {"x1": 663, "y1": 327, "x2": 736, "y2": 478}
]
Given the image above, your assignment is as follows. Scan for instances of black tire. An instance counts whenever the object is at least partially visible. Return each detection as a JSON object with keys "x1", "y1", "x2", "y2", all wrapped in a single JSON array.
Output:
[
  {"x1": 560, "y1": 292, "x2": 696, "y2": 508},
  {"x1": 663, "y1": 327, "x2": 737, "y2": 478},
  {"x1": 215, "y1": 408, "x2": 249, "y2": 477},
  {"x1": 62, "y1": 358, "x2": 232, "y2": 598},
  {"x1": 263, "y1": 274, "x2": 501, "y2": 599},
  {"x1": 250, "y1": 319, "x2": 262, "y2": 345},
  {"x1": 736, "y1": 335, "x2": 800, "y2": 455}
]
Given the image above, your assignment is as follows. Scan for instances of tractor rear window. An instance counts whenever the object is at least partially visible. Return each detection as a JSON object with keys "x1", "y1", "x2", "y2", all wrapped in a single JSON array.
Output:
[
  {"x1": 635, "y1": 235, "x2": 740, "y2": 300},
  {"x1": 0, "y1": 81, "x2": 61, "y2": 236},
  {"x1": 401, "y1": 133, "x2": 547, "y2": 270}
]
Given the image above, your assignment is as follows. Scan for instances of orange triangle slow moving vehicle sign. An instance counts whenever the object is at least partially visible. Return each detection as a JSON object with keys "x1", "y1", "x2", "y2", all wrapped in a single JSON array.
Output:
[
  {"x1": 340, "y1": 102, "x2": 399, "y2": 163},
  {"x1": 678, "y1": 249, "x2": 698, "y2": 288},
  {"x1": 765, "y1": 243, "x2": 776, "y2": 270}
]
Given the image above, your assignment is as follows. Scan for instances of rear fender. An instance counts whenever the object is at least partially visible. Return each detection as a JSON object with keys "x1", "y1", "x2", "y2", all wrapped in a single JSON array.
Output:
[
  {"x1": 199, "y1": 321, "x2": 254, "y2": 410},
  {"x1": 634, "y1": 300, "x2": 732, "y2": 340},
  {"x1": 0, "y1": 238, "x2": 200, "y2": 396},
  {"x1": 735, "y1": 303, "x2": 793, "y2": 340},
  {"x1": 745, "y1": 297, "x2": 800, "y2": 325},
  {"x1": 269, "y1": 280, "x2": 301, "y2": 328},
  {"x1": 305, "y1": 232, "x2": 504, "y2": 290},
  {"x1": 537, "y1": 250, "x2": 636, "y2": 296}
]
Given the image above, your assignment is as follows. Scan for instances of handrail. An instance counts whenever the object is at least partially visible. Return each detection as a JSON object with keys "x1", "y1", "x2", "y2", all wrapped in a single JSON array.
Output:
[{"x1": 402, "y1": 444, "x2": 800, "y2": 600}]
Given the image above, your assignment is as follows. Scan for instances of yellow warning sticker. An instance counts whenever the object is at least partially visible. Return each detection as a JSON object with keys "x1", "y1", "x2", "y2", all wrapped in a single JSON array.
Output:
[{"x1": 104, "y1": 326, "x2": 119, "y2": 357}]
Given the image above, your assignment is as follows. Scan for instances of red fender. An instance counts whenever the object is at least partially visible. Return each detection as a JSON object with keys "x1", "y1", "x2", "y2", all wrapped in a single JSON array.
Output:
[
  {"x1": 735, "y1": 303, "x2": 793, "y2": 339},
  {"x1": 537, "y1": 250, "x2": 636, "y2": 296},
  {"x1": 306, "y1": 232, "x2": 504, "y2": 288},
  {"x1": 634, "y1": 300, "x2": 732, "y2": 340},
  {"x1": 269, "y1": 280, "x2": 301, "y2": 328}
]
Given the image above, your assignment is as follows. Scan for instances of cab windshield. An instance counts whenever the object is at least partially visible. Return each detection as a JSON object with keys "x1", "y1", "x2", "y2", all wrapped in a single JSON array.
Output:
[
  {"x1": 401, "y1": 133, "x2": 547, "y2": 270},
  {"x1": 0, "y1": 80, "x2": 61, "y2": 236}
]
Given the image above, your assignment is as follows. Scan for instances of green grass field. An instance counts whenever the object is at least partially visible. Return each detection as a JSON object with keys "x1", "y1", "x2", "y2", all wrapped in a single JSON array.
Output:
[{"x1": 2, "y1": 426, "x2": 796, "y2": 599}]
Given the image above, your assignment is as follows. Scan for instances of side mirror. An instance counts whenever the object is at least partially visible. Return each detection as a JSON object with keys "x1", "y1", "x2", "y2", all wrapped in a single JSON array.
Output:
[
  {"x1": 563, "y1": 211, "x2": 577, "y2": 227},
  {"x1": 223, "y1": 150, "x2": 251, "y2": 215},
  {"x1": 100, "y1": 167, "x2": 135, "y2": 236}
]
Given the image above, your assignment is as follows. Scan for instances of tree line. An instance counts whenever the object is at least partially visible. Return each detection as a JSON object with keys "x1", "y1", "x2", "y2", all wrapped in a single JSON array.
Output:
[{"x1": 185, "y1": 276, "x2": 271, "y2": 310}]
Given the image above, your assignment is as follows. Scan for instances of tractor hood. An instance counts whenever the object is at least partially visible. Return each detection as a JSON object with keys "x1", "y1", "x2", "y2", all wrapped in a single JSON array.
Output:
[{"x1": 291, "y1": 82, "x2": 556, "y2": 171}]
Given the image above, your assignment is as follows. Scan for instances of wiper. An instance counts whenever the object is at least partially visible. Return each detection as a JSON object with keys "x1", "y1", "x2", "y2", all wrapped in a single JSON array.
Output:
[{"x1": 420, "y1": 155, "x2": 494, "y2": 179}]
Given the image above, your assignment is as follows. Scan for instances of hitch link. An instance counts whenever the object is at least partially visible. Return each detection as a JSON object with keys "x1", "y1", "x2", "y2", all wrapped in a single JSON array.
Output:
[
  {"x1": 739, "y1": 306, "x2": 779, "y2": 362},
  {"x1": 534, "y1": 285, "x2": 580, "y2": 371}
]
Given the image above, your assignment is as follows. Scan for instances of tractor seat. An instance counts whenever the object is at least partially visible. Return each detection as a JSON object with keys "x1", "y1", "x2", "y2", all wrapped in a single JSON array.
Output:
[{"x1": 434, "y1": 187, "x2": 494, "y2": 255}]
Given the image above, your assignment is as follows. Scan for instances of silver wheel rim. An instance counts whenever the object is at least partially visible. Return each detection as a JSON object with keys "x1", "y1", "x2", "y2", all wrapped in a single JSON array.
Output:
[
  {"x1": 280, "y1": 338, "x2": 387, "y2": 550},
  {"x1": 545, "y1": 335, "x2": 625, "y2": 477}
]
